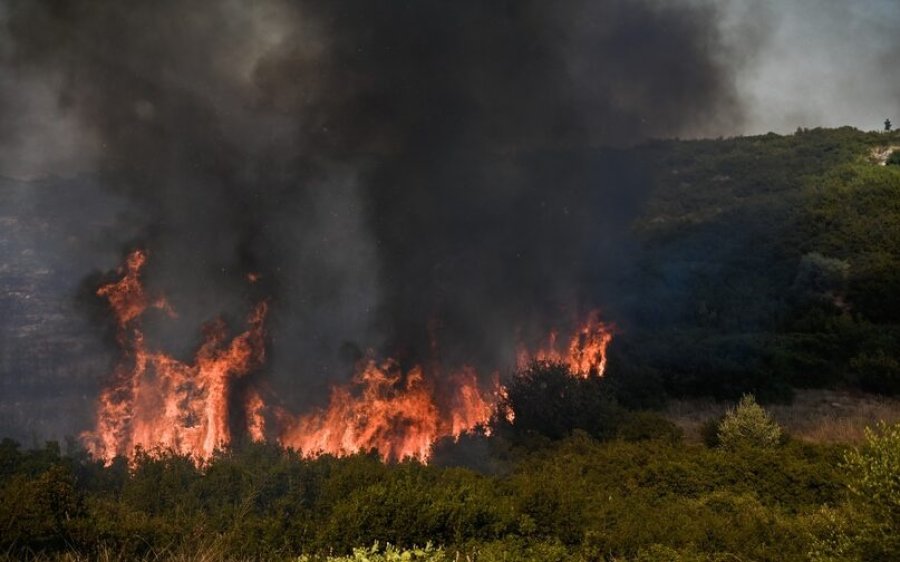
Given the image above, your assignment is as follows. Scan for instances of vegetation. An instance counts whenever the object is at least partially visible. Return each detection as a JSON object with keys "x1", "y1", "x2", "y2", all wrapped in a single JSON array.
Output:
[
  {"x1": 4, "y1": 127, "x2": 900, "y2": 559},
  {"x1": 0, "y1": 427, "x2": 856, "y2": 561},
  {"x1": 3, "y1": 374, "x2": 895, "y2": 561},
  {"x1": 619, "y1": 127, "x2": 900, "y2": 401},
  {"x1": 298, "y1": 543, "x2": 448, "y2": 562},
  {"x1": 716, "y1": 394, "x2": 783, "y2": 450}
]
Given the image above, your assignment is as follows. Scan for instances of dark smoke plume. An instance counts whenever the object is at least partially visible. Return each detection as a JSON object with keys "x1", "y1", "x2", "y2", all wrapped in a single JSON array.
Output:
[{"x1": 1, "y1": 0, "x2": 745, "y2": 410}]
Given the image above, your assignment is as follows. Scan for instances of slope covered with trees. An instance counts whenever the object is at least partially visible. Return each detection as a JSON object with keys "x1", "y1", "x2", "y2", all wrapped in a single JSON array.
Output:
[{"x1": 613, "y1": 127, "x2": 900, "y2": 402}]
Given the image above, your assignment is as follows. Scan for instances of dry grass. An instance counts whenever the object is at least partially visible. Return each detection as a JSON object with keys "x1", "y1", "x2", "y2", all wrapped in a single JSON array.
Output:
[{"x1": 664, "y1": 388, "x2": 900, "y2": 445}]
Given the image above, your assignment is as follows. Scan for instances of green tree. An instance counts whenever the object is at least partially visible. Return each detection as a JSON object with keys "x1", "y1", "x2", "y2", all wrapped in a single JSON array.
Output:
[
  {"x1": 497, "y1": 361, "x2": 622, "y2": 442},
  {"x1": 717, "y1": 394, "x2": 782, "y2": 450}
]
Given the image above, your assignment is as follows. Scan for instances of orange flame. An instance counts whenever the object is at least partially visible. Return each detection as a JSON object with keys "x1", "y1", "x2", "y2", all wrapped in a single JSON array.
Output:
[
  {"x1": 84, "y1": 251, "x2": 613, "y2": 464},
  {"x1": 83, "y1": 250, "x2": 268, "y2": 464},
  {"x1": 279, "y1": 360, "x2": 499, "y2": 462},
  {"x1": 518, "y1": 311, "x2": 613, "y2": 378}
]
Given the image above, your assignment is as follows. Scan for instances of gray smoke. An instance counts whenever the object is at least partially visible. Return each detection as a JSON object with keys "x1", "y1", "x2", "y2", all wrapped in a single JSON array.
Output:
[
  {"x1": 1, "y1": 0, "x2": 746, "y2": 419},
  {"x1": 720, "y1": 0, "x2": 900, "y2": 134}
]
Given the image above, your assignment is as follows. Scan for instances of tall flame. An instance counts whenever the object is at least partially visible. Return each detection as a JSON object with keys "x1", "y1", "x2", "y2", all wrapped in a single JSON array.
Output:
[
  {"x1": 83, "y1": 250, "x2": 268, "y2": 463},
  {"x1": 84, "y1": 251, "x2": 613, "y2": 464},
  {"x1": 517, "y1": 311, "x2": 613, "y2": 378}
]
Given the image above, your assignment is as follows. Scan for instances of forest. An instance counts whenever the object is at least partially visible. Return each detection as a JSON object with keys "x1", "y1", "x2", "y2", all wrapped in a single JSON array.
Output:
[{"x1": 3, "y1": 127, "x2": 900, "y2": 561}]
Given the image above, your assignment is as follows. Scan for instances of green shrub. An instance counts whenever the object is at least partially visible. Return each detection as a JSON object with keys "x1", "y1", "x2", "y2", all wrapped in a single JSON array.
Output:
[
  {"x1": 792, "y1": 252, "x2": 849, "y2": 299},
  {"x1": 298, "y1": 542, "x2": 449, "y2": 562},
  {"x1": 843, "y1": 422, "x2": 900, "y2": 556},
  {"x1": 630, "y1": 544, "x2": 729, "y2": 561},
  {"x1": 849, "y1": 349, "x2": 900, "y2": 395},
  {"x1": 716, "y1": 394, "x2": 782, "y2": 450},
  {"x1": 616, "y1": 412, "x2": 683, "y2": 444},
  {"x1": 470, "y1": 537, "x2": 573, "y2": 562},
  {"x1": 496, "y1": 361, "x2": 622, "y2": 442},
  {"x1": 700, "y1": 417, "x2": 723, "y2": 448}
]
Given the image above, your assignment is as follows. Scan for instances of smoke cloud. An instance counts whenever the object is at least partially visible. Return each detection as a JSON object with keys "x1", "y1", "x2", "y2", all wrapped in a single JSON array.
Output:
[
  {"x1": 1, "y1": 0, "x2": 745, "y2": 424},
  {"x1": 720, "y1": 0, "x2": 900, "y2": 134}
]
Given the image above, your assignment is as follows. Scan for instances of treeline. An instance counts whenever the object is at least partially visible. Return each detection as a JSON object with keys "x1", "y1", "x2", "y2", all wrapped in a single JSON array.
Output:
[{"x1": 1, "y1": 362, "x2": 898, "y2": 561}]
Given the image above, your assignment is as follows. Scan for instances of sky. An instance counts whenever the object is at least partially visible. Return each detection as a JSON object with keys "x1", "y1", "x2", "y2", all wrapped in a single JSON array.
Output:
[{"x1": 724, "y1": 0, "x2": 900, "y2": 135}]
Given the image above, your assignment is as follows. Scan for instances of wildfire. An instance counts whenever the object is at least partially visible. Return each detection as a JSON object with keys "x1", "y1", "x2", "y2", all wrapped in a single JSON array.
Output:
[
  {"x1": 517, "y1": 311, "x2": 613, "y2": 378},
  {"x1": 83, "y1": 251, "x2": 613, "y2": 464},
  {"x1": 280, "y1": 362, "x2": 498, "y2": 462},
  {"x1": 83, "y1": 250, "x2": 268, "y2": 463}
]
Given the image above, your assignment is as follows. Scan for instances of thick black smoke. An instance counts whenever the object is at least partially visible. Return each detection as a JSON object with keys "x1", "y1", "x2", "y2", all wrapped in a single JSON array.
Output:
[{"x1": 2, "y1": 1, "x2": 744, "y2": 407}]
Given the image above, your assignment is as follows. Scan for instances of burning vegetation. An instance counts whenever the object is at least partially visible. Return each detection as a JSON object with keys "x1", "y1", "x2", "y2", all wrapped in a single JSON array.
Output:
[
  {"x1": 83, "y1": 250, "x2": 613, "y2": 464},
  {"x1": 83, "y1": 250, "x2": 269, "y2": 463}
]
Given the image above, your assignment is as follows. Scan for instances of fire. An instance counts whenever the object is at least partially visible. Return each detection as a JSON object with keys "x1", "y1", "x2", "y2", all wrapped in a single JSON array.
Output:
[
  {"x1": 280, "y1": 361, "x2": 499, "y2": 462},
  {"x1": 83, "y1": 250, "x2": 268, "y2": 463},
  {"x1": 518, "y1": 311, "x2": 613, "y2": 378},
  {"x1": 84, "y1": 251, "x2": 613, "y2": 464}
]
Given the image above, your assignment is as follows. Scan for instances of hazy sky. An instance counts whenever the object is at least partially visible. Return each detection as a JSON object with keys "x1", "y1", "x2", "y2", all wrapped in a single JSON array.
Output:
[{"x1": 725, "y1": 0, "x2": 900, "y2": 135}]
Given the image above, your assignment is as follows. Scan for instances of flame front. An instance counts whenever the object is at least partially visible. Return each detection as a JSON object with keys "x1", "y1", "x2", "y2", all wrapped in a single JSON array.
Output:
[
  {"x1": 83, "y1": 250, "x2": 268, "y2": 463},
  {"x1": 84, "y1": 251, "x2": 613, "y2": 464},
  {"x1": 518, "y1": 311, "x2": 614, "y2": 378},
  {"x1": 280, "y1": 361, "x2": 498, "y2": 462}
]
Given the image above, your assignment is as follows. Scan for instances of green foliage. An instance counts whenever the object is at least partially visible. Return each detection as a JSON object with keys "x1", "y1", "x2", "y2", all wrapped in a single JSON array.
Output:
[
  {"x1": 603, "y1": 344, "x2": 667, "y2": 410},
  {"x1": 717, "y1": 394, "x2": 783, "y2": 450},
  {"x1": 0, "y1": 434, "x2": 849, "y2": 561},
  {"x1": 616, "y1": 412, "x2": 683, "y2": 444},
  {"x1": 849, "y1": 349, "x2": 900, "y2": 395},
  {"x1": 468, "y1": 537, "x2": 573, "y2": 561},
  {"x1": 298, "y1": 542, "x2": 448, "y2": 562},
  {"x1": 700, "y1": 416, "x2": 723, "y2": 448},
  {"x1": 810, "y1": 423, "x2": 900, "y2": 561},
  {"x1": 807, "y1": 506, "x2": 863, "y2": 562},
  {"x1": 844, "y1": 423, "x2": 900, "y2": 552},
  {"x1": 628, "y1": 543, "x2": 735, "y2": 561},
  {"x1": 621, "y1": 128, "x2": 900, "y2": 395},
  {"x1": 791, "y1": 252, "x2": 850, "y2": 300},
  {"x1": 497, "y1": 361, "x2": 623, "y2": 442},
  {"x1": 0, "y1": 463, "x2": 84, "y2": 550}
]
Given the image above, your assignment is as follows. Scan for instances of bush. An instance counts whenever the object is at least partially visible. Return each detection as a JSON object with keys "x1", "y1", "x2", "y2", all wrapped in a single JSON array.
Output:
[
  {"x1": 298, "y1": 542, "x2": 448, "y2": 562},
  {"x1": 849, "y1": 350, "x2": 900, "y2": 395},
  {"x1": 792, "y1": 252, "x2": 849, "y2": 300},
  {"x1": 843, "y1": 423, "x2": 900, "y2": 554},
  {"x1": 616, "y1": 412, "x2": 683, "y2": 444},
  {"x1": 716, "y1": 394, "x2": 782, "y2": 450},
  {"x1": 496, "y1": 361, "x2": 623, "y2": 442},
  {"x1": 700, "y1": 416, "x2": 723, "y2": 448},
  {"x1": 811, "y1": 422, "x2": 900, "y2": 561}
]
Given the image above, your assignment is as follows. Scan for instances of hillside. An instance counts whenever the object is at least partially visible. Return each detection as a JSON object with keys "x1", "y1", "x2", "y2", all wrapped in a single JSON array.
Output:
[{"x1": 610, "y1": 127, "x2": 900, "y2": 402}]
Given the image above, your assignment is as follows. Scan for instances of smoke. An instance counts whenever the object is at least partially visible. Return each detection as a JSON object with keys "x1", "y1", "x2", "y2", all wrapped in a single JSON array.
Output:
[
  {"x1": 720, "y1": 0, "x2": 900, "y2": 134},
  {"x1": 1, "y1": 0, "x2": 745, "y2": 414}
]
